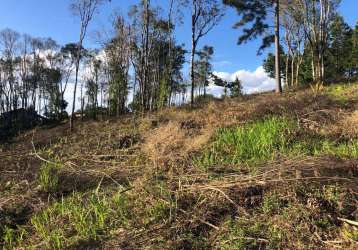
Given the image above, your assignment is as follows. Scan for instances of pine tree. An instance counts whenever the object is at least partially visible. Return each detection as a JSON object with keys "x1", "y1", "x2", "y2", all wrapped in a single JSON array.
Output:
[
  {"x1": 223, "y1": 0, "x2": 283, "y2": 93},
  {"x1": 352, "y1": 21, "x2": 358, "y2": 79},
  {"x1": 229, "y1": 77, "x2": 243, "y2": 97},
  {"x1": 327, "y1": 15, "x2": 353, "y2": 81}
]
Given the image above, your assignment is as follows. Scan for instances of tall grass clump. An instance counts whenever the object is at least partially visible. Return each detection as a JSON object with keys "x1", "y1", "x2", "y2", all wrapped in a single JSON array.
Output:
[
  {"x1": 38, "y1": 162, "x2": 62, "y2": 193},
  {"x1": 195, "y1": 117, "x2": 297, "y2": 170}
]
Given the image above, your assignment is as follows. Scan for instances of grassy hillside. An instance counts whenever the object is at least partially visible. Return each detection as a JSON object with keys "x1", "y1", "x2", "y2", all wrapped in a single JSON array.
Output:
[{"x1": 1, "y1": 83, "x2": 358, "y2": 249}]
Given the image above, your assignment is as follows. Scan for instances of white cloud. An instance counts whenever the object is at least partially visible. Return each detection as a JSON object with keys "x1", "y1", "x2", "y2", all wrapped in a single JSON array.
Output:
[{"x1": 210, "y1": 66, "x2": 276, "y2": 96}]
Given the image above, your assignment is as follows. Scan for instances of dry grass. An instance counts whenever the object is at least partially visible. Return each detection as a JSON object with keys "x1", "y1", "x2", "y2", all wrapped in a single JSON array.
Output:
[
  {"x1": 339, "y1": 110, "x2": 358, "y2": 138},
  {"x1": 1, "y1": 83, "x2": 358, "y2": 249}
]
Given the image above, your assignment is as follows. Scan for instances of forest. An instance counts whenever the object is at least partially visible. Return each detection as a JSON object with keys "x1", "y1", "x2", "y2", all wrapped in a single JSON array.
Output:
[{"x1": 0, "y1": 0, "x2": 358, "y2": 249}]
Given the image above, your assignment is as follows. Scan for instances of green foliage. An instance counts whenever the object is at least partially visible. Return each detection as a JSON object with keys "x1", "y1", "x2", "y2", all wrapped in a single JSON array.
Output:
[
  {"x1": 263, "y1": 48, "x2": 286, "y2": 79},
  {"x1": 223, "y1": 0, "x2": 276, "y2": 53},
  {"x1": 318, "y1": 139, "x2": 358, "y2": 158},
  {"x1": 325, "y1": 84, "x2": 353, "y2": 103},
  {"x1": 142, "y1": 181, "x2": 177, "y2": 225},
  {"x1": 229, "y1": 77, "x2": 243, "y2": 97},
  {"x1": 343, "y1": 226, "x2": 358, "y2": 241},
  {"x1": 352, "y1": 21, "x2": 358, "y2": 78},
  {"x1": 327, "y1": 15, "x2": 354, "y2": 81}
]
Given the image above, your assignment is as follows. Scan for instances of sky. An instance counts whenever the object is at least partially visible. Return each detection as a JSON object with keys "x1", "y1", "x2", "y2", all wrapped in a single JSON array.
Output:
[{"x1": 0, "y1": 0, "x2": 357, "y2": 110}]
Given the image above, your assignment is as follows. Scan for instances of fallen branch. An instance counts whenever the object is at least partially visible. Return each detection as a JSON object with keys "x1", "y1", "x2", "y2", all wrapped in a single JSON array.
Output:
[{"x1": 338, "y1": 217, "x2": 358, "y2": 227}]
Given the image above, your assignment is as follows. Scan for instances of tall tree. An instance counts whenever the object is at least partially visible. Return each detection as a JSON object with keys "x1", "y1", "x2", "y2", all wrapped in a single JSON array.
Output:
[
  {"x1": 105, "y1": 15, "x2": 131, "y2": 116},
  {"x1": 195, "y1": 45, "x2": 214, "y2": 97},
  {"x1": 352, "y1": 21, "x2": 358, "y2": 79},
  {"x1": 282, "y1": 3, "x2": 305, "y2": 87},
  {"x1": 295, "y1": 0, "x2": 341, "y2": 84},
  {"x1": 69, "y1": 0, "x2": 104, "y2": 130},
  {"x1": 327, "y1": 15, "x2": 352, "y2": 81},
  {"x1": 223, "y1": 0, "x2": 283, "y2": 93},
  {"x1": 189, "y1": 0, "x2": 223, "y2": 106},
  {"x1": 0, "y1": 29, "x2": 20, "y2": 112}
]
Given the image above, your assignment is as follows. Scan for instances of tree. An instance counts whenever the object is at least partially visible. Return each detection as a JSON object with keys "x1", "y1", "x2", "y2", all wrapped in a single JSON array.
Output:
[
  {"x1": 0, "y1": 29, "x2": 20, "y2": 112},
  {"x1": 281, "y1": 3, "x2": 305, "y2": 87},
  {"x1": 58, "y1": 43, "x2": 78, "y2": 114},
  {"x1": 127, "y1": 1, "x2": 186, "y2": 111},
  {"x1": 263, "y1": 46, "x2": 286, "y2": 82},
  {"x1": 69, "y1": 0, "x2": 105, "y2": 130},
  {"x1": 105, "y1": 14, "x2": 131, "y2": 116},
  {"x1": 295, "y1": 0, "x2": 341, "y2": 84},
  {"x1": 352, "y1": 21, "x2": 358, "y2": 79},
  {"x1": 223, "y1": 0, "x2": 283, "y2": 93},
  {"x1": 327, "y1": 15, "x2": 353, "y2": 81},
  {"x1": 189, "y1": 0, "x2": 223, "y2": 106},
  {"x1": 229, "y1": 77, "x2": 243, "y2": 97},
  {"x1": 195, "y1": 45, "x2": 214, "y2": 97}
]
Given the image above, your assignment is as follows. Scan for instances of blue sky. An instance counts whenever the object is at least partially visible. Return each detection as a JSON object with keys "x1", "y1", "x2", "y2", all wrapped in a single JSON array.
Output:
[
  {"x1": 1, "y1": 0, "x2": 356, "y2": 74},
  {"x1": 1, "y1": 0, "x2": 357, "y2": 109}
]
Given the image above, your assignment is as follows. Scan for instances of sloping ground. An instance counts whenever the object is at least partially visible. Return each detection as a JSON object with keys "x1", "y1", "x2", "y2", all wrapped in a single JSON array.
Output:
[{"x1": 0, "y1": 83, "x2": 358, "y2": 249}]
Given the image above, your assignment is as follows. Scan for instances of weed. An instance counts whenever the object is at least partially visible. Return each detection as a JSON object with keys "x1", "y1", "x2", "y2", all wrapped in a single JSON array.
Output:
[
  {"x1": 1, "y1": 225, "x2": 27, "y2": 250},
  {"x1": 38, "y1": 162, "x2": 61, "y2": 193},
  {"x1": 143, "y1": 181, "x2": 177, "y2": 225},
  {"x1": 325, "y1": 84, "x2": 350, "y2": 103},
  {"x1": 262, "y1": 193, "x2": 285, "y2": 215},
  {"x1": 24, "y1": 191, "x2": 131, "y2": 249},
  {"x1": 2, "y1": 226, "x2": 15, "y2": 248},
  {"x1": 343, "y1": 225, "x2": 358, "y2": 241}
]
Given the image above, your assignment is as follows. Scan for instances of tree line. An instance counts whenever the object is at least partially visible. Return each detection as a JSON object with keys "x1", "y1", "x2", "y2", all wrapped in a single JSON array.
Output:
[
  {"x1": 261, "y1": 0, "x2": 358, "y2": 87},
  {"x1": 0, "y1": 0, "x2": 356, "y2": 133}
]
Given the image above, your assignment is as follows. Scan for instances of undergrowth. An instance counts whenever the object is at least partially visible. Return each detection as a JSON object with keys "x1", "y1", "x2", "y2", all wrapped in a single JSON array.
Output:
[
  {"x1": 217, "y1": 184, "x2": 357, "y2": 249},
  {"x1": 3, "y1": 190, "x2": 131, "y2": 249}
]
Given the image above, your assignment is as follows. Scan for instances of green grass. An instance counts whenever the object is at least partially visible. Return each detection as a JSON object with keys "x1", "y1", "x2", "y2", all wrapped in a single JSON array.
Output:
[
  {"x1": 6, "y1": 191, "x2": 131, "y2": 249},
  {"x1": 325, "y1": 84, "x2": 350, "y2": 103},
  {"x1": 5, "y1": 182, "x2": 178, "y2": 249},
  {"x1": 319, "y1": 139, "x2": 358, "y2": 158},
  {"x1": 1, "y1": 225, "x2": 27, "y2": 250},
  {"x1": 195, "y1": 116, "x2": 358, "y2": 172},
  {"x1": 38, "y1": 162, "x2": 62, "y2": 193},
  {"x1": 194, "y1": 117, "x2": 297, "y2": 170}
]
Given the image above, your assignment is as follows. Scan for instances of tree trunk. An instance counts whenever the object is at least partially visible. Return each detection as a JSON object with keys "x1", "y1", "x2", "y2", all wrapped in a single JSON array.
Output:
[
  {"x1": 275, "y1": 0, "x2": 282, "y2": 93},
  {"x1": 296, "y1": 56, "x2": 302, "y2": 86},
  {"x1": 190, "y1": 14, "x2": 196, "y2": 106},
  {"x1": 285, "y1": 54, "x2": 289, "y2": 88},
  {"x1": 70, "y1": 50, "x2": 81, "y2": 131},
  {"x1": 291, "y1": 55, "x2": 295, "y2": 87}
]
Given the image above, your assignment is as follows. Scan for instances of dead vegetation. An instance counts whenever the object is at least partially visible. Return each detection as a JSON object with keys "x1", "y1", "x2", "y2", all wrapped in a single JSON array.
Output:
[{"x1": 1, "y1": 83, "x2": 358, "y2": 249}]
